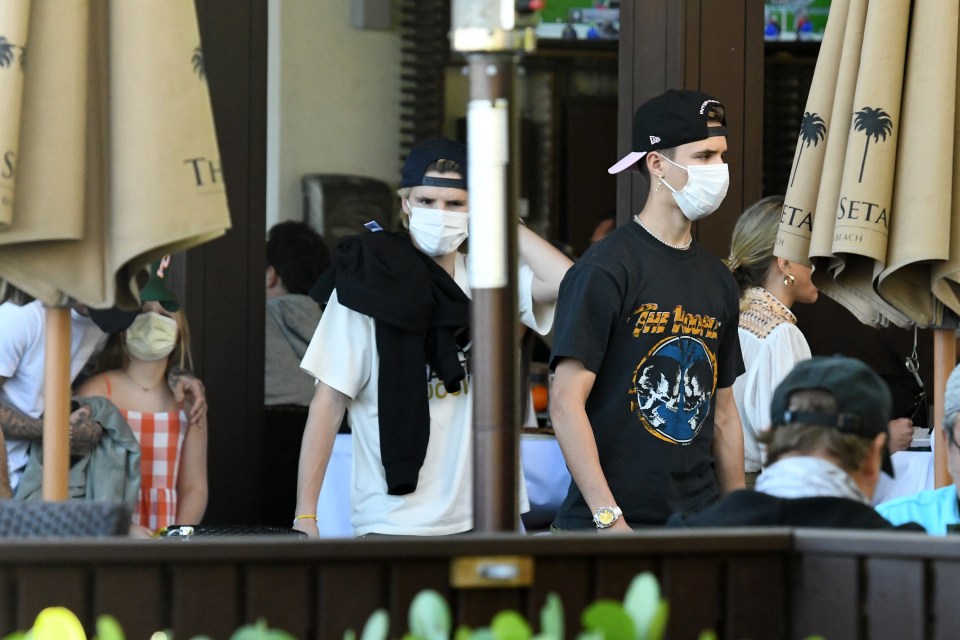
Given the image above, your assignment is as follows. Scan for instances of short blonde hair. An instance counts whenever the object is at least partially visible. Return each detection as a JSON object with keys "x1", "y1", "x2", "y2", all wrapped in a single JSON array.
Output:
[{"x1": 725, "y1": 195, "x2": 783, "y2": 295}]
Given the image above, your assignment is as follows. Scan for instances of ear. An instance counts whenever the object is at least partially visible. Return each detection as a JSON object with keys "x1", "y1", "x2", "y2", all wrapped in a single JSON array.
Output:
[
  {"x1": 266, "y1": 265, "x2": 278, "y2": 290},
  {"x1": 646, "y1": 153, "x2": 663, "y2": 178},
  {"x1": 776, "y1": 256, "x2": 791, "y2": 275},
  {"x1": 400, "y1": 196, "x2": 412, "y2": 215}
]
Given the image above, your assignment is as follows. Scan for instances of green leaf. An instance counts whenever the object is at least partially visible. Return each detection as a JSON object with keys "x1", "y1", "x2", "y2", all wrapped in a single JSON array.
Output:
[
  {"x1": 359, "y1": 610, "x2": 389, "y2": 640},
  {"x1": 622, "y1": 573, "x2": 660, "y2": 640},
  {"x1": 343, "y1": 631, "x2": 357, "y2": 640},
  {"x1": 581, "y1": 600, "x2": 634, "y2": 640},
  {"x1": 489, "y1": 611, "x2": 531, "y2": 640},
  {"x1": 539, "y1": 593, "x2": 564, "y2": 640},
  {"x1": 408, "y1": 590, "x2": 451, "y2": 640},
  {"x1": 32, "y1": 608, "x2": 87, "y2": 640},
  {"x1": 696, "y1": 630, "x2": 717, "y2": 640},
  {"x1": 228, "y1": 619, "x2": 296, "y2": 640},
  {"x1": 645, "y1": 602, "x2": 668, "y2": 640},
  {"x1": 453, "y1": 625, "x2": 473, "y2": 640},
  {"x1": 94, "y1": 615, "x2": 125, "y2": 640},
  {"x1": 0, "y1": 632, "x2": 28, "y2": 640}
]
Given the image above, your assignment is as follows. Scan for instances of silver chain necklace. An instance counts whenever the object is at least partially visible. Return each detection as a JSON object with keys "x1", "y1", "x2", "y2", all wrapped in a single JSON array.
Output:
[{"x1": 633, "y1": 214, "x2": 692, "y2": 250}]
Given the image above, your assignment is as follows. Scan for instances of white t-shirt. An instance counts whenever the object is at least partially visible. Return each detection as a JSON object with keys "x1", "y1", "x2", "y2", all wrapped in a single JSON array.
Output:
[
  {"x1": 301, "y1": 252, "x2": 553, "y2": 536},
  {"x1": 0, "y1": 300, "x2": 108, "y2": 489}
]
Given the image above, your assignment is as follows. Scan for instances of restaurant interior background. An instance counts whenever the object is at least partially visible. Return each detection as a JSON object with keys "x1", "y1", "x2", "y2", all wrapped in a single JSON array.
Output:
[{"x1": 186, "y1": 0, "x2": 938, "y2": 524}]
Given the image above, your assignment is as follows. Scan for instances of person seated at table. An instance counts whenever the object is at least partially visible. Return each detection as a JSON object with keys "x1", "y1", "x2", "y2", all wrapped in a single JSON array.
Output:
[
  {"x1": 77, "y1": 260, "x2": 207, "y2": 535},
  {"x1": 265, "y1": 220, "x2": 330, "y2": 407},
  {"x1": 876, "y1": 362, "x2": 960, "y2": 535},
  {"x1": 667, "y1": 355, "x2": 921, "y2": 530}
]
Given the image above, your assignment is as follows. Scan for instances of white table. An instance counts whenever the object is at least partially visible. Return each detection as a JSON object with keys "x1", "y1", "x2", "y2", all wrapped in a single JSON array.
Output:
[{"x1": 316, "y1": 432, "x2": 571, "y2": 537}]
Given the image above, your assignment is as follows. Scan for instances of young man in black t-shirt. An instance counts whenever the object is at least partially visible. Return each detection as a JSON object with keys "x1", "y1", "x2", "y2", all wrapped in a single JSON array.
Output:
[{"x1": 549, "y1": 89, "x2": 746, "y2": 531}]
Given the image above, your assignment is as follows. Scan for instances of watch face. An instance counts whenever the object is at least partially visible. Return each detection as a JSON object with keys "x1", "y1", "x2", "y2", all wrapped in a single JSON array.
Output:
[{"x1": 596, "y1": 507, "x2": 615, "y2": 526}]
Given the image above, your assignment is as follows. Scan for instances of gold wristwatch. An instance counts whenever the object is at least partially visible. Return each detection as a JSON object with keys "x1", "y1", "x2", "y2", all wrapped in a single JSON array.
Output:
[{"x1": 593, "y1": 505, "x2": 622, "y2": 529}]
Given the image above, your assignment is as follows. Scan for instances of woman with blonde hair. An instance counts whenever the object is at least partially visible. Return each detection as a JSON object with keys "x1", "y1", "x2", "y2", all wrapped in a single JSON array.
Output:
[
  {"x1": 725, "y1": 195, "x2": 818, "y2": 486},
  {"x1": 77, "y1": 262, "x2": 207, "y2": 534}
]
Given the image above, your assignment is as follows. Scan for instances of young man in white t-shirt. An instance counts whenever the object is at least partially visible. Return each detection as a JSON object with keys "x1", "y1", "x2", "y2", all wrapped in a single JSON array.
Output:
[{"x1": 293, "y1": 138, "x2": 573, "y2": 537}]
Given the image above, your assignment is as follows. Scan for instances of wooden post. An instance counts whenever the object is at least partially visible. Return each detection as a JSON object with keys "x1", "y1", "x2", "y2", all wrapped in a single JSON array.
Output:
[
  {"x1": 42, "y1": 306, "x2": 71, "y2": 501},
  {"x1": 934, "y1": 328, "x2": 955, "y2": 488}
]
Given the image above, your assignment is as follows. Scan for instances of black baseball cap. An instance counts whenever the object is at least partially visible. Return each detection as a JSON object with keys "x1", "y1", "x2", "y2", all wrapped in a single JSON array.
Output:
[
  {"x1": 608, "y1": 89, "x2": 728, "y2": 174},
  {"x1": 88, "y1": 307, "x2": 139, "y2": 334},
  {"x1": 400, "y1": 138, "x2": 467, "y2": 190},
  {"x1": 770, "y1": 355, "x2": 895, "y2": 476}
]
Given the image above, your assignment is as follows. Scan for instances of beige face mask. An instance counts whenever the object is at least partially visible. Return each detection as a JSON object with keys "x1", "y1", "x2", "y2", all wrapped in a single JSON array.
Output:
[{"x1": 125, "y1": 312, "x2": 179, "y2": 362}]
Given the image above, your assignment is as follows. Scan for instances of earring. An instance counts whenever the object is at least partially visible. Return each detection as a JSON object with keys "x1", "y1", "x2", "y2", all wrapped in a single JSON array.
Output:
[
  {"x1": 783, "y1": 273, "x2": 795, "y2": 286},
  {"x1": 655, "y1": 176, "x2": 662, "y2": 192}
]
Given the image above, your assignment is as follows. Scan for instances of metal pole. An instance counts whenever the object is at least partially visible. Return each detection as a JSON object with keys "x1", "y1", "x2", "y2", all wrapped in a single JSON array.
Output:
[
  {"x1": 452, "y1": 0, "x2": 535, "y2": 532},
  {"x1": 466, "y1": 54, "x2": 518, "y2": 532}
]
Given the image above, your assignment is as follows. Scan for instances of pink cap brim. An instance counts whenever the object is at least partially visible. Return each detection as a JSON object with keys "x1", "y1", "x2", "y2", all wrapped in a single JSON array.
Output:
[{"x1": 607, "y1": 151, "x2": 648, "y2": 174}]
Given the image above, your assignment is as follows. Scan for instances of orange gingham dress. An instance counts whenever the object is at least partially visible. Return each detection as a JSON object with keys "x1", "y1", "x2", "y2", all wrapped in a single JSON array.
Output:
[{"x1": 106, "y1": 376, "x2": 188, "y2": 531}]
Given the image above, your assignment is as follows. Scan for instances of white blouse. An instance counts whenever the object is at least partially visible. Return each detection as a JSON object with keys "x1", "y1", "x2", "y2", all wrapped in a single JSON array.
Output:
[{"x1": 733, "y1": 287, "x2": 812, "y2": 472}]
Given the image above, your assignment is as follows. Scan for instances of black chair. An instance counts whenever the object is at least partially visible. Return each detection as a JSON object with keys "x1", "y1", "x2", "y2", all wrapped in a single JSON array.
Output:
[{"x1": 0, "y1": 501, "x2": 130, "y2": 537}]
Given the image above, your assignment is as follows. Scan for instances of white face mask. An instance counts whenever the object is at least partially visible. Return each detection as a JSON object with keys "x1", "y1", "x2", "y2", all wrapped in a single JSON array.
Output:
[
  {"x1": 407, "y1": 205, "x2": 469, "y2": 257},
  {"x1": 125, "y1": 312, "x2": 179, "y2": 362},
  {"x1": 660, "y1": 156, "x2": 729, "y2": 221}
]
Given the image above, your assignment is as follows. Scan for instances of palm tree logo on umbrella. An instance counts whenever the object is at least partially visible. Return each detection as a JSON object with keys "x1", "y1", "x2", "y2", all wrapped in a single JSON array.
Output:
[
  {"x1": 191, "y1": 45, "x2": 206, "y2": 81},
  {"x1": 790, "y1": 111, "x2": 826, "y2": 187},
  {"x1": 0, "y1": 36, "x2": 25, "y2": 71},
  {"x1": 853, "y1": 106, "x2": 893, "y2": 183}
]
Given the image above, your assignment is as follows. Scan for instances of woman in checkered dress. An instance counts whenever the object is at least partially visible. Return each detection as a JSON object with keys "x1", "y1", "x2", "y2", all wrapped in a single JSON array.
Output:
[{"x1": 77, "y1": 300, "x2": 207, "y2": 535}]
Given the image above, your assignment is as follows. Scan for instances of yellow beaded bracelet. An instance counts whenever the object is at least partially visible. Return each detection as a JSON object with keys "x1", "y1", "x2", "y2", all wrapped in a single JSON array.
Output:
[{"x1": 293, "y1": 514, "x2": 317, "y2": 525}]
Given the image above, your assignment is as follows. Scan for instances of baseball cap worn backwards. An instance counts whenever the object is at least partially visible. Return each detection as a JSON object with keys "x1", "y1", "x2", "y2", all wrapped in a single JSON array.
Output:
[
  {"x1": 770, "y1": 355, "x2": 895, "y2": 475},
  {"x1": 400, "y1": 138, "x2": 467, "y2": 190},
  {"x1": 770, "y1": 356, "x2": 892, "y2": 438},
  {"x1": 608, "y1": 89, "x2": 728, "y2": 174}
]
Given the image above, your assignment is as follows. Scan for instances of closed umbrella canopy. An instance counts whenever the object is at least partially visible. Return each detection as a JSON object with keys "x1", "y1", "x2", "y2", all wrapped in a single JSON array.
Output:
[
  {"x1": 778, "y1": 0, "x2": 960, "y2": 488},
  {"x1": 778, "y1": 0, "x2": 959, "y2": 328},
  {"x1": 0, "y1": 0, "x2": 230, "y2": 502},
  {"x1": 0, "y1": 0, "x2": 231, "y2": 308}
]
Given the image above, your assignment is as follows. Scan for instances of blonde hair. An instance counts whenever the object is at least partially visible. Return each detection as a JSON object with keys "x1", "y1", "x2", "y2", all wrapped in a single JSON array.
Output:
[
  {"x1": 759, "y1": 389, "x2": 873, "y2": 474},
  {"x1": 725, "y1": 195, "x2": 784, "y2": 295}
]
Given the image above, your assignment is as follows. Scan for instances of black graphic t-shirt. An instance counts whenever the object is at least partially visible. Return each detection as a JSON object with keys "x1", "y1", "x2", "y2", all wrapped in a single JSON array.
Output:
[{"x1": 550, "y1": 221, "x2": 743, "y2": 528}]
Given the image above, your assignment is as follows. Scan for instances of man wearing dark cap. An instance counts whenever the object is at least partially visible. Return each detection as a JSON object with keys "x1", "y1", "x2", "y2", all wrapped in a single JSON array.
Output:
[
  {"x1": 294, "y1": 137, "x2": 572, "y2": 537},
  {"x1": 666, "y1": 355, "x2": 915, "y2": 530},
  {"x1": 549, "y1": 89, "x2": 745, "y2": 531}
]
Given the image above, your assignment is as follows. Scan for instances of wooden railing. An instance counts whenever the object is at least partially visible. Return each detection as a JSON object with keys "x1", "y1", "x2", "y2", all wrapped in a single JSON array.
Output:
[{"x1": 0, "y1": 529, "x2": 955, "y2": 639}]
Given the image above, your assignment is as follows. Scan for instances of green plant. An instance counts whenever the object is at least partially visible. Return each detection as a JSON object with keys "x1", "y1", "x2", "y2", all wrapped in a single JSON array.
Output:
[
  {"x1": 0, "y1": 609, "x2": 294, "y2": 640},
  {"x1": 345, "y1": 571, "x2": 678, "y2": 640}
]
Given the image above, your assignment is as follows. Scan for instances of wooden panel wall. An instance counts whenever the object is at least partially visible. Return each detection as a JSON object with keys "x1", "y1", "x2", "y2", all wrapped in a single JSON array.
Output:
[
  {"x1": 617, "y1": 1, "x2": 764, "y2": 258},
  {"x1": 186, "y1": 0, "x2": 268, "y2": 524},
  {"x1": 0, "y1": 532, "x2": 791, "y2": 639},
  {"x1": 3, "y1": 531, "x2": 960, "y2": 638}
]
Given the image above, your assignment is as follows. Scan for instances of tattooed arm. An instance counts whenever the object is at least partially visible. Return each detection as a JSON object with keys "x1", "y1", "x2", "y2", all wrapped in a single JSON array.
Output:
[{"x1": 0, "y1": 377, "x2": 102, "y2": 456}]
